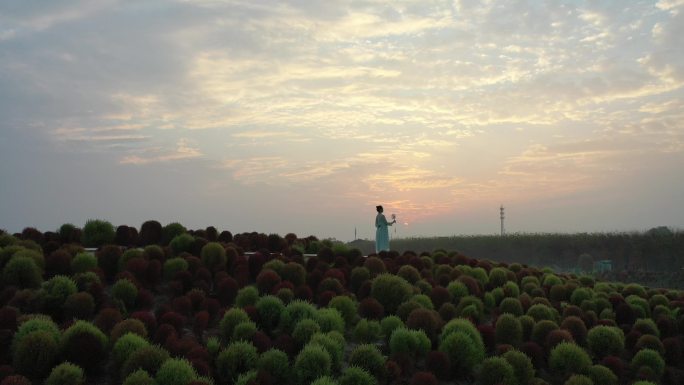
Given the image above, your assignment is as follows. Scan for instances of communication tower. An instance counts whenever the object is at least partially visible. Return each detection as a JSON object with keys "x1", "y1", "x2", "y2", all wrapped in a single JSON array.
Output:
[{"x1": 500, "y1": 205, "x2": 505, "y2": 236}]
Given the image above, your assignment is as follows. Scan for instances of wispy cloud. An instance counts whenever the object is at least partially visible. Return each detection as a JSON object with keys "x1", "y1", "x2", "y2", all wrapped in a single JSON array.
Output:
[{"x1": 120, "y1": 139, "x2": 203, "y2": 165}]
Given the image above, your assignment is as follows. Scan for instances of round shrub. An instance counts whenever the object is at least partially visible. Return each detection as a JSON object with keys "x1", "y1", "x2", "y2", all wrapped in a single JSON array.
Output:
[
  {"x1": 112, "y1": 278, "x2": 138, "y2": 309},
  {"x1": 169, "y1": 234, "x2": 195, "y2": 255},
  {"x1": 561, "y1": 316, "x2": 588, "y2": 346},
  {"x1": 502, "y1": 349, "x2": 535, "y2": 385},
  {"x1": 121, "y1": 345, "x2": 170, "y2": 378},
  {"x1": 631, "y1": 348, "x2": 665, "y2": 379},
  {"x1": 13, "y1": 330, "x2": 58, "y2": 378},
  {"x1": 255, "y1": 295, "x2": 285, "y2": 331},
  {"x1": 44, "y1": 362, "x2": 85, "y2": 385},
  {"x1": 280, "y1": 262, "x2": 306, "y2": 286},
  {"x1": 257, "y1": 348, "x2": 291, "y2": 383},
  {"x1": 310, "y1": 332, "x2": 345, "y2": 371},
  {"x1": 279, "y1": 299, "x2": 317, "y2": 333},
  {"x1": 370, "y1": 273, "x2": 412, "y2": 314},
  {"x1": 0, "y1": 376, "x2": 32, "y2": 385},
  {"x1": 495, "y1": 313, "x2": 523, "y2": 347},
  {"x1": 441, "y1": 318, "x2": 483, "y2": 346},
  {"x1": 12, "y1": 315, "x2": 60, "y2": 352},
  {"x1": 397, "y1": 265, "x2": 421, "y2": 284},
  {"x1": 328, "y1": 296, "x2": 357, "y2": 326},
  {"x1": 477, "y1": 356, "x2": 517, "y2": 385},
  {"x1": 81, "y1": 219, "x2": 115, "y2": 247},
  {"x1": 155, "y1": 358, "x2": 198, "y2": 385},
  {"x1": 439, "y1": 331, "x2": 485, "y2": 378},
  {"x1": 64, "y1": 292, "x2": 96, "y2": 320},
  {"x1": 531, "y1": 320, "x2": 559, "y2": 346},
  {"x1": 633, "y1": 318, "x2": 660, "y2": 337},
  {"x1": 527, "y1": 304, "x2": 558, "y2": 322},
  {"x1": 586, "y1": 364, "x2": 618, "y2": 385},
  {"x1": 446, "y1": 281, "x2": 469, "y2": 303},
  {"x1": 499, "y1": 297, "x2": 524, "y2": 316},
  {"x1": 293, "y1": 318, "x2": 320, "y2": 346},
  {"x1": 60, "y1": 320, "x2": 109, "y2": 371},
  {"x1": 564, "y1": 374, "x2": 593, "y2": 385},
  {"x1": 316, "y1": 307, "x2": 345, "y2": 333},
  {"x1": 122, "y1": 369, "x2": 155, "y2": 385},
  {"x1": 548, "y1": 342, "x2": 592, "y2": 377},
  {"x1": 294, "y1": 344, "x2": 331, "y2": 384},
  {"x1": 200, "y1": 242, "x2": 226, "y2": 272},
  {"x1": 634, "y1": 334, "x2": 665, "y2": 355},
  {"x1": 389, "y1": 327, "x2": 430, "y2": 358},
  {"x1": 113, "y1": 332, "x2": 150, "y2": 369},
  {"x1": 235, "y1": 286, "x2": 259, "y2": 308},
  {"x1": 349, "y1": 344, "x2": 385, "y2": 380},
  {"x1": 380, "y1": 315, "x2": 404, "y2": 342},
  {"x1": 256, "y1": 269, "x2": 281, "y2": 294},
  {"x1": 219, "y1": 307, "x2": 250, "y2": 343},
  {"x1": 44, "y1": 274, "x2": 77, "y2": 300},
  {"x1": 111, "y1": 318, "x2": 148, "y2": 343},
  {"x1": 570, "y1": 288, "x2": 593, "y2": 306},
  {"x1": 586, "y1": 325, "x2": 624, "y2": 359},
  {"x1": 163, "y1": 257, "x2": 189, "y2": 281},
  {"x1": 2, "y1": 257, "x2": 42, "y2": 289},
  {"x1": 216, "y1": 341, "x2": 258, "y2": 383},
  {"x1": 340, "y1": 366, "x2": 377, "y2": 385},
  {"x1": 71, "y1": 252, "x2": 98, "y2": 274}
]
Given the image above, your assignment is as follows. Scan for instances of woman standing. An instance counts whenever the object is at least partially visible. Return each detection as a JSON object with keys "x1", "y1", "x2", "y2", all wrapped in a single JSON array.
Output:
[{"x1": 375, "y1": 205, "x2": 396, "y2": 253}]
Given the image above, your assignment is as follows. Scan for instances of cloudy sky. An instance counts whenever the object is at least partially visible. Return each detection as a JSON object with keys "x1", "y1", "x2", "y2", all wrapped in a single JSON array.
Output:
[{"x1": 1, "y1": 0, "x2": 683, "y2": 241}]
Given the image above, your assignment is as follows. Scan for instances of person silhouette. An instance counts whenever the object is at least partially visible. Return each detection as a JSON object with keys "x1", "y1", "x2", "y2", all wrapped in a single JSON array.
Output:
[{"x1": 375, "y1": 205, "x2": 395, "y2": 253}]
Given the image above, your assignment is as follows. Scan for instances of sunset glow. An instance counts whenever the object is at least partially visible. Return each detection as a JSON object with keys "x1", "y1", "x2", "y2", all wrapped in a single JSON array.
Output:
[{"x1": 1, "y1": 1, "x2": 683, "y2": 240}]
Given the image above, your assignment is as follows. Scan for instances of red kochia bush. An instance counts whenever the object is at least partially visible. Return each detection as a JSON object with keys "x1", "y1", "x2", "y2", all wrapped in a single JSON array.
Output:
[
  {"x1": 0, "y1": 375, "x2": 32, "y2": 385},
  {"x1": 159, "y1": 311, "x2": 186, "y2": 334},
  {"x1": 358, "y1": 297, "x2": 385, "y2": 320},
  {"x1": 410, "y1": 371, "x2": 438, "y2": 385},
  {"x1": 216, "y1": 277, "x2": 239, "y2": 306},
  {"x1": 0, "y1": 307, "x2": 18, "y2": 330},
  {"x1": 256, "y1": 270, "x2": 281, "y2": 295},
  {"x1": 193, "y1": 311, "x2": 210, "y2": 337},
  {"x1": 94, "y1": 307, "x2": 123, "y2": 333},
  {"x1": 200, "y1": 298, "x2": 221, "y2": 321},
  {"x1": 426, "y1": 350, "x2": 451, "y2": 380},
  {"x1": 96, "y1": 245, "x2": 122, "y2": 283},
  {"x1": 130, "y1": 311, "x2": 157, "y2": 334},
  {"x1": 430, "y1": 286, "x2": 451, "y2": 310},
  {"x1": 600, "y1": 355, "x2": 625, "y2": 378},
  {"x1": 252, "y1": 330, "x2": 273, "y2": 353},
  {"x1": 153, "y1": 323, "x2": 178, "y2": 345},
  {"x1": 45, "y1": 249, "x2": 72, "y2": 277}
]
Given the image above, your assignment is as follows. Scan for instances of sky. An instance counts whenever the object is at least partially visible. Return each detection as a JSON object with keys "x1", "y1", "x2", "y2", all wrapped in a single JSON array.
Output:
[{"x1": 1, "y1": 0, "x2": 683, "y2": 242}]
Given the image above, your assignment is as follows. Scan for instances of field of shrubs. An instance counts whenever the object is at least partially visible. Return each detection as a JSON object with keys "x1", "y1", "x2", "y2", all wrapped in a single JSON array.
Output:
[{"x1": 0, "y1": 219, "x2": 683, "y2": 385}]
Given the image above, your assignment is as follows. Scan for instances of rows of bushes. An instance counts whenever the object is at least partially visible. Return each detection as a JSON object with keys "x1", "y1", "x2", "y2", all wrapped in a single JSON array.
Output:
[{"x1": 1, "y1": 220, "x2": 683, "y2": 385}]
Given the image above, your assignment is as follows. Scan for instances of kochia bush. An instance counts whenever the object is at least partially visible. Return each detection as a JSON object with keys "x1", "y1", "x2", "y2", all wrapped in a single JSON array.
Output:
[
  {"x1": 477, "y1": 356, "x2": 518, "y2": 385},
  {"x1": 155, "y1": 358, "x2": 198, "y2": 385},
  {"x1": 548, "y1": 342, "x2": 592, "y2": 377},
  {"x1": 587, "y1": 325, "x2": 624, "y2": 359},
  {"x1": 370, "y1": 273, "x2": 412, "y2": 315},
  {"x1": 44, "y1": 362, "x2": 85, "y2": 385},
  {"x1": 294, "y1": 344, "x2": 332, "y2": 384}
]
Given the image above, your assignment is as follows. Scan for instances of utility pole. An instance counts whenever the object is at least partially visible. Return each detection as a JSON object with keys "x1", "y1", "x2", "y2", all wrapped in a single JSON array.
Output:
[{"x1": 500, "y1": 205, "x2": 505, "y2": 236}]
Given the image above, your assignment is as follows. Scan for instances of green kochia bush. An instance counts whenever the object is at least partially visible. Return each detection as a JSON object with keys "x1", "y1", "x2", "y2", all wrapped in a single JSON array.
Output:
[
  {"x1": 82, "y1": 219, "x2": 115, "y2": 247},
  {"x1": 216, "y1": 341, "x2": 258, "y2": 383},
  {"x1": 292, "y1": 318, "x2": 320, "y2": 346},
  {"x1": 71, "y1": 252, "x2": 97, "y2": 274},
  {"x1": 439, "y1": 326, "x2": 485, "y2": 378},
  {"x1": 295, "y1": 344, "x2": 332, "y2": 384},
  {"x1": 586, "y1": 325, "x2": 624, "y2": 359},
  {"x1": 3, "y1": 256, "x2": 42, "y2": 288},
  {"x1": 201, "y1": 242, "x2": 226, "y2": 272},
  {"x1": 112, "y1": 278, "x2": 138, "y2": 309},
  {"x1": 328, "y1": 295, "x2": 357, "y2": 326},
  {"x1": 631, "y1": 348, "x2": 665, "y2": 380},
  {"x1": 310, "y1": 332, "x2": 345, "y2": 371},
  {"x1": 219, "y1": 307, "x2": 250, "y2": 343},
  {"x1": 495, "y1": 313, "x2": 523, "y2": 347},
  {"x1": 564, "y1": 374, "x2": 594, "y2": 385},
  {"x1": 113, "y1": 333, "x2": 150, "y2": 369},
  {"x1": 339, "y1": 366, "x2": 377, "y2": 385},
  {"x1": 60, "y1": 320, "x2": 109, "y2": 371},
  {"x1": 120, "y1": 345, "x2": 170, "y2": 379},
  {"x1": 257, "y1": 349, "x2": 291, "y2": 383},
  {"x1": 235, "y1": 286, "x2": 259, "y2": 308},
  {"x1": 502, "y1": 350, "x2": 535, "y2": 385},
  {"x1": 316, "y1": 307, "x2": 345, "y2": 333},
  {"x1": 548, "y1": 342, "x2": 592, "y2": 377},
  {"x1": 122, "y1": 369, "x2": 155, "y2": 385},
  {"x1": 370, "y1": 273, "x2": 412, "y2": 314},
  {"x1": 44, "y1": 362, "x2": 85, "y2": 385},
  {"x1": 163, "y1": 257, "x2": 188, "y2": 280},
  {"x1": 349, "y1": 344, "x2": 386, "y2": 380},
  {"x1": 12, "y1": 315, "x2": 61, "y2": 352},
  {"x1": 280, "y1": 299, "x2": 317, "y2": 333},
  {"x1": 169, "y1": 233, "x2": 195, "y2": 255},
  {"x1": 389, "y1": 327, "x2": 430, "y2": 358},
  {"x1": 477, "y1": 356, "x2": 518, "y2": 385},
  {"x1": 155, "y1": 358, "x2": 198, "y2": 385},
  {"x1": 586, "y1": 364, "x2": 618, "y2": 385},
  {"x1": 13, "y1": 330, "x2": 59, "y2": 379},
  {"x1": 256, "y1": 295, "x2": 285, "y2": 331},
  {"x1": 354, "y1": 319, "x2": 382, "y2": 343}
]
